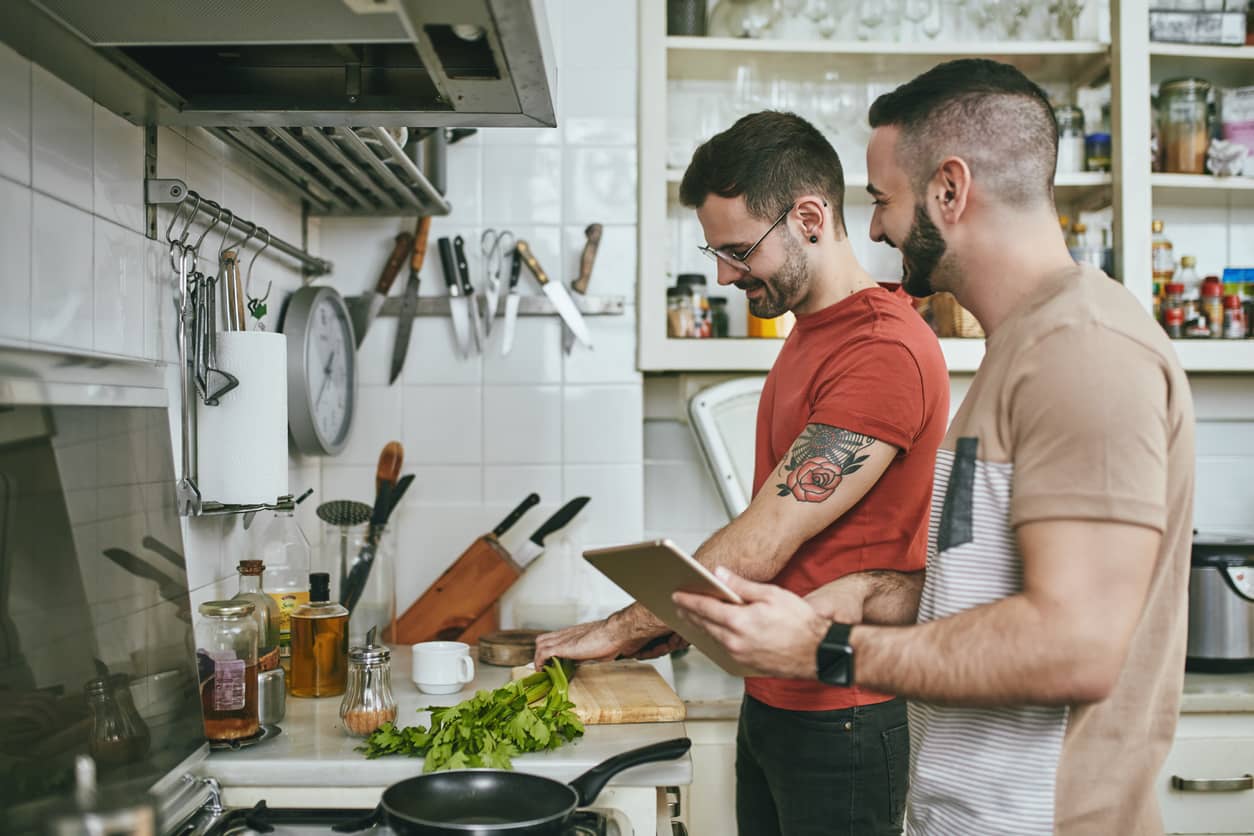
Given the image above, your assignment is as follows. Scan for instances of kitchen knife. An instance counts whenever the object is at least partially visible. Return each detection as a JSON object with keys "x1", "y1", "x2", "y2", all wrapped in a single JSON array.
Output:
[
  {"x1": 390, "y1": 216, "x2": 432, "y2": 384},
  {"x1": 349, "y1": 231, "x2": 413, "y2": 348},
  {"x1": 562, "y1": 223, "x2": 603, "y2": 355},
  {"x1": 516, "y1": 240, "x2": 594, "y2": 350},
  {"x1": 452, "y1": 235, "x2": 484, "y2": 354},
  {"x1": 492, "y1": 492, "x2": 541, "y2": 538},
  {"x1": 501, "y1": 247, "x2": 523, "y2": 355},
  {"x1": 510, "y1": 496, "x2": 590, "y2": 569},
  {"x1": 438, "y1": 236, "x2": 472, "y2": 358}
]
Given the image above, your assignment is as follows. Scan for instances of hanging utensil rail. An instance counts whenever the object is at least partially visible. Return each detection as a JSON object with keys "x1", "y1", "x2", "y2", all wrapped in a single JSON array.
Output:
[{"x1": 146, "y1": 178, "x2": 334, "y2": 277}]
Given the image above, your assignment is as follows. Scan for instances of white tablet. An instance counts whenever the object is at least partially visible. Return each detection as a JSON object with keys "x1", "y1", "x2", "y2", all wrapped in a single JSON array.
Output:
[{"x1": 583, "y1": 539, "x2": 762, "y2": 678}]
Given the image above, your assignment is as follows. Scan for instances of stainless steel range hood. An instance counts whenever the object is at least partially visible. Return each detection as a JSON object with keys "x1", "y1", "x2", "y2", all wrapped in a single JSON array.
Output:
[{"x1": 3, "y1": 0, "x2": 557, "y2": 128}]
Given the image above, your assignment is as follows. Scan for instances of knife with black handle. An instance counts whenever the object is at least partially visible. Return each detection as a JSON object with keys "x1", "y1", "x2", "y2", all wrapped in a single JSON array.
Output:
[
  {"x1": 438, "y1": 236, "x2": 471, "y2": 357},
  {"x1": 492, "y1": 492, "x2": 541, "y2": 538},
  {"x1": 511, "y1": 496, "x2": 591, "y2": 569},
  {"x1": 452, "y1": 234, "x2": 483, "y2": 353}
]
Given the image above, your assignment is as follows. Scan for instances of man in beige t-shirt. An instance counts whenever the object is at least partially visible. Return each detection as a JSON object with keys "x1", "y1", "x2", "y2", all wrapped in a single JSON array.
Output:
[{"x1": 675, "y1": 58, "x2": 1195, "y2": 835}]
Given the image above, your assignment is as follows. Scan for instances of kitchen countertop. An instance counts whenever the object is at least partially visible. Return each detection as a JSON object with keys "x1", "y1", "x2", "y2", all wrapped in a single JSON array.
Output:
[
  {"x1": 672, "y1": 650, "x2": 1254, "y2": 719},
  {"x1": 204, "y1": 647, "x2": 691, "y2": 791}
]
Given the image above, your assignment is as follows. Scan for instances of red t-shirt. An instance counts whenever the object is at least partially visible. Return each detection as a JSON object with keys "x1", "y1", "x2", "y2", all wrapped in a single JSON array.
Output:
[{"x1": 744, "y1": 286, "x2": 949, "y2": 712}]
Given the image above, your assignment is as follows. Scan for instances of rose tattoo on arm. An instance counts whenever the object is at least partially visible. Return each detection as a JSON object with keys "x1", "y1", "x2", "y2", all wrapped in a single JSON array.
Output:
[{"x1": 775, "y1": 424, "x2": 876, "y2": 503}]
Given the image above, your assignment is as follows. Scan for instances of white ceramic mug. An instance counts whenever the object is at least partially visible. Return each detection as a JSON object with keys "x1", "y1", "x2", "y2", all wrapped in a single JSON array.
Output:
[{"x1": 411, "y1": 641, "x2": 475, "y2": 695}]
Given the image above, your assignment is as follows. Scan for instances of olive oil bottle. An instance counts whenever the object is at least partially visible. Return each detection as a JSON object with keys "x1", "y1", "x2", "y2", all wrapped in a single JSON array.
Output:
[{"x1": 289, "y1": 572, "x2": 348, "y2": 698}]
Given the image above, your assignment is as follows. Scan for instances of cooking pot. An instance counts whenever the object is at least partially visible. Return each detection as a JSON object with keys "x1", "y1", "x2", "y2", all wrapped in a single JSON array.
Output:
[
  {"x1": 380, "y1": 737, "x2": 690, "y2": 835},
  {"x1": 1187, "y1": 536, "x2": 1254, "y2": 672}
]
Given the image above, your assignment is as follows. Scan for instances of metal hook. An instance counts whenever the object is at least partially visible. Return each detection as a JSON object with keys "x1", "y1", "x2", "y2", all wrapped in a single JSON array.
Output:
[
  {"x1": 215, "y1": 209, "x2": 237, "y2": 262},
  {"x1": 164, "y1": 197, "x2": 192, "y2": 245},
  {"x1": 172, "y1": 194, "x2": 202, "y2": 246},
  {"x1": 245, "y1": 228, "x2": 272, "y2": 299},
  {"x1": 190, "y1": 200, "x2": 223, "y2": 259}
]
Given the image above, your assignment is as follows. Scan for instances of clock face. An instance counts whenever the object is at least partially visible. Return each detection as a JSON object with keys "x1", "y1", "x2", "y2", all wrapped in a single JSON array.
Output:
[
  {"x1": 307, "y1": 296, "x2": 354, "y2": 450},
  {"x1": 283, "y1": 286, "x2": 357, "y2": 456}
]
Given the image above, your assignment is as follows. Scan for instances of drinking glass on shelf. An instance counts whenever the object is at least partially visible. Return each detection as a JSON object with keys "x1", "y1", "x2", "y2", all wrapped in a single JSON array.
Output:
[
  {"x1": 998, "y1": 0, "x2": 1033, "y2": 38},
  {"x1": 1048, "y1": 0, "x2": 1084, "y2": 39},
  {"x1": 709, "y1": 0, "x2": 777, "y2": 37},
  {"x1": 856, "y1": 0, "x2": 887, "y2": 39}
]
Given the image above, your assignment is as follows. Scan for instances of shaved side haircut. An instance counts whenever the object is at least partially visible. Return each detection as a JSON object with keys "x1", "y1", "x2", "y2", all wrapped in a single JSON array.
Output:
[{"x1": 868, "y1": 59, "x2": 1058, "y2": 209}]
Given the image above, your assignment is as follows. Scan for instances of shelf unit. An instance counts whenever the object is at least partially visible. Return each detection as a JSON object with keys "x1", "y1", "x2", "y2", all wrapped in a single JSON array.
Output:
[{"x1": 639, "y1": 1, "x2": 1254, "y2": 374}]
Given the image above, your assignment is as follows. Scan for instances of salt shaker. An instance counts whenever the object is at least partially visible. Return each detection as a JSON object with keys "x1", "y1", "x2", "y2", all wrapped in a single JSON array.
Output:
[{"x1": 339, "y1": 640, "x2": 397, "y2": 737}]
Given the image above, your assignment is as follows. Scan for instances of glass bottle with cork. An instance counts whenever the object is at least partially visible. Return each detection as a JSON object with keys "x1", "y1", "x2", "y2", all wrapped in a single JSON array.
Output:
[
  {"x1": 232, "y1": 560, "x2": 281, "y2": 672},
  {"x1": 255, "y1": 508, "x2": 312, "y2": 673},
  {"x1": 290, "y1": 572, "x2": 349, "y2": 698},
  {"x1": 1151, "y1": 220, "x2": 1174, "y2": 284},
  {"x1": 196, "y1": 600, "x2": 259, "y2": 741}
]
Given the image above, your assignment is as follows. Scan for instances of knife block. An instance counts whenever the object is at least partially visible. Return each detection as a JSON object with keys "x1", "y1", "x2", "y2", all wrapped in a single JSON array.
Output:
[{"x1": 386, "y1": 535, "x2": 520, "y2": 645}]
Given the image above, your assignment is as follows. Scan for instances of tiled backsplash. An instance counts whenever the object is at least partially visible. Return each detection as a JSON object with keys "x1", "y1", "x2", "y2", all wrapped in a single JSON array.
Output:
[
  {"x1": 644, "y1": 374, "x2": 1254, "y2": 547},
  {"x1": 0, "y1": 41, "x2": 321, "y2": 606},
  {"x1": 317, "y1": 0, "x2": 643, "y2": 627}
]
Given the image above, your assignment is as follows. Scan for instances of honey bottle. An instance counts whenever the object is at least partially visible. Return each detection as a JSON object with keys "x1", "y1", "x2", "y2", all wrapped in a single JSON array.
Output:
[{"x1": 289, "y1": 572, "x2": 348, "y2": 698}]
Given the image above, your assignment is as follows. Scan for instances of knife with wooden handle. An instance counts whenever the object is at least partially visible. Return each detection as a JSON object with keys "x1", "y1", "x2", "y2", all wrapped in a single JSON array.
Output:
[
  {"x1": 390, "y1": 216, "x2": 431, "y2": 384},
  {"x1": 563, "y1": 223, "x2": 603, "y2": 354},
  {"x1": 349, "y1": 231, "x2": 413, "y2": 347},
  {"x1": 517, "y1": 239, "x2": 593, "y2": 349}
]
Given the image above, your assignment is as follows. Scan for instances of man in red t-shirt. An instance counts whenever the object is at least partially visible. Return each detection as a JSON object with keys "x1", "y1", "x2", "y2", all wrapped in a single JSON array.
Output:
[{"x1": 536, "y1": 111, "x2": 948, "y2": 836}]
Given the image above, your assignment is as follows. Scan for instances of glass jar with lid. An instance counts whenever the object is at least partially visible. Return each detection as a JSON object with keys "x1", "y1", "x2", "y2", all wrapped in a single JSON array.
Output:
[
  {"x1": 196, "y1": 600, "x2": 259, "y2": 741},
  {"x1": 1055, "y1": 105, "x2": 1086, "y2": 174},
  {"x1": 667, "y1": 286, "x2": 695, "y2": 339},
  {"x1": 339, "y1": 643, "x2": 398, "y2": 737},
  {"x1": 676, "y1": 274, "x2": 710, "y2": 337},
  {"x1": 1160, "y1": 78, "x2": 1212, "y2": 174}
]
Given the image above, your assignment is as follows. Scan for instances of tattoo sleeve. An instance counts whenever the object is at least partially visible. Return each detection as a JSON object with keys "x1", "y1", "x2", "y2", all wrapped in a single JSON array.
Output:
[{"x1": 774, "y1": 424, "x2": 876, "y2": 503}]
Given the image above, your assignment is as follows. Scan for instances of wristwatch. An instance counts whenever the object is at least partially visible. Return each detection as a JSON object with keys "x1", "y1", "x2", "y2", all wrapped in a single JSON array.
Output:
[{"x1": 816, "y1": 623, "x2": 855, "y2": 686}]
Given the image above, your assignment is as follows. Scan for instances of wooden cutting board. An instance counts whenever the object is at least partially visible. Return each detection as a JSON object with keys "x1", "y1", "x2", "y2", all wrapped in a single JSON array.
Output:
[{"x1": 511, "y1": 660, "x2": 686, "y2": 725}]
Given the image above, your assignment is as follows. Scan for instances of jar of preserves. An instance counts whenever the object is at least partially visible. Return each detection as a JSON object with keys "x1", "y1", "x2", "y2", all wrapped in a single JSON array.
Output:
[
  {"x1": 1160, "y1": 78, "x2": 1212, "y2": 174},
  {"x1": 1055, "y1": 105, "x2": 1086, "y2": 174},
  {"x1": 339, "y1": 643, "x2": 398, "y2": 737},
  {"x1": 196, "y1": 601, "x2": 260, "y2": 741}
]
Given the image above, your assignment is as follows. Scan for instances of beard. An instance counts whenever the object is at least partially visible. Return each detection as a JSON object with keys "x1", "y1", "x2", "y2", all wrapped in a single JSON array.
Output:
[
  {"x1": 737, "y1": 232, "x2": 809, "y2": 319},
  {"x1": 899, "y1": 202, "x2": 948, "y2": 298}
]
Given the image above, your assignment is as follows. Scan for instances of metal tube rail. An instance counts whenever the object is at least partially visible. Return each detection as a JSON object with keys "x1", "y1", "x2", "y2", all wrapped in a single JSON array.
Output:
[{"x1": 146, "y1": 178, "x2": 334, "y2": 277}]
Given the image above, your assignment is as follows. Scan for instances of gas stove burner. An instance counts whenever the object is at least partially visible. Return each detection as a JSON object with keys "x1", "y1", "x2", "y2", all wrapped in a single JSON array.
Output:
[
  {"x1": 199, "y1": 802, "x2": 618, "y2": 836},
  {"x1": 208, "y1": 724, "x2": 282, "y2": 751}
]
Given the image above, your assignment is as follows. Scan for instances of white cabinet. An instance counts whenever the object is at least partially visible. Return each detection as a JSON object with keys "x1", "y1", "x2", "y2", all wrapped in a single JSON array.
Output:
[
  {"x1": 1159, "y1": 714, "x2": 1254, "y2": 836},
  {"x1": 638, "y1": 1, "x2": 1254, "y2": 374},
  {"x1": 679, "y1": 718, "x2": 738, "y2": 836}
]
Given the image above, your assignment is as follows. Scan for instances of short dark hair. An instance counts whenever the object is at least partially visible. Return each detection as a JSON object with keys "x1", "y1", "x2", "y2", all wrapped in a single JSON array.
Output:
[
  {"x1": 868, "y1": 59, "x2": 1058, "y2": 208},
  {"x1": 679, "y1": 111, "x2": 846, "y2": 234}
]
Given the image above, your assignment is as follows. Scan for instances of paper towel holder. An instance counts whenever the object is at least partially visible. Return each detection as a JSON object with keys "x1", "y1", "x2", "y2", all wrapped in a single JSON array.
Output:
[{"x1": 168, "y1": 193, "x2": 300, "y2": 519}]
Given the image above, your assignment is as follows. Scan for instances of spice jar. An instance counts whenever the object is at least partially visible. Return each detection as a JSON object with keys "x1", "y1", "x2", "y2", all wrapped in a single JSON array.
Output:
[
  {"x1": 1085, "y1": 132, "x2": 1112, "y2": 172},
  {"x1": 666, "y1": 286, "x2": 695, "y2": 338},
  {"x1": 1164, "y1": 307, "x2": 1184, "y2": 339},
  {"x1": 1202, "y1": 275, "x2": 1225, "y2": 338},
  {"x1": 677, "y1": 274, "x2": 710, "y2": 337},
  {"x1": 85, "y1": 679, "x2": 140, "y2": 767},
  {"x1": 340, "y1": 643, "x2": 398, "y2": 737},
  {"x1": 1224, "y1": 294, "x2": 1246, "y2": 339},
  {"x1": 1055, "y1": 105, "x2": 1086, "y2": 174},
  {"x1": 196, "y1": 600, "x2": 260, "y2": 741},
  {"x1": 709, "y1": 296, "x2": 730, "y2": 338},
  {"x1": 1160, "y1": 78, "x2": 1212, "y2": 174},
  {"x1": 1163, "y1": 282, "x2": 1185, "y2": 318}
]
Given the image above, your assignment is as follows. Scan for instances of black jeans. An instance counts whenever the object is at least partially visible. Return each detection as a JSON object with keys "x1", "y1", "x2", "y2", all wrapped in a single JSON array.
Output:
[{"x1": 735, "y1": 695, "x2": 909, "y2": 836}]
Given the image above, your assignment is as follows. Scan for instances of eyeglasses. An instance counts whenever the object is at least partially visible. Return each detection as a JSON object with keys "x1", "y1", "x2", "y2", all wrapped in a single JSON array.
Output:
[{"x1": 697, "y1": 203, "x2": 794, "y2": 275}]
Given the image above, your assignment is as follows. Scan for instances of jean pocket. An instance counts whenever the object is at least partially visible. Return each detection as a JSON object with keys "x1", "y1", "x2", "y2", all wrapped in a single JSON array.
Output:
[{"x1": 881, "y1": 723, "x2": 910, "y2": 825}]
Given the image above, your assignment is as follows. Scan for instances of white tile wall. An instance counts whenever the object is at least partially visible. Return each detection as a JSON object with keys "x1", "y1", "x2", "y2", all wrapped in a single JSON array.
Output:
[
  {"x1": 318, "y1": 0, "x2": 645, "y2": 626},
  {"x1": 1, "y1": 48, "x2": 318, "y2": 599}
]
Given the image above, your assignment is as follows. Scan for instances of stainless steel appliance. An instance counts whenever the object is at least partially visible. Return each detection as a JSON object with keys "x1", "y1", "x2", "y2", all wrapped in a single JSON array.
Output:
[{"x1": 1187, "y1": 535, "x2": 1254, "y2": 672}]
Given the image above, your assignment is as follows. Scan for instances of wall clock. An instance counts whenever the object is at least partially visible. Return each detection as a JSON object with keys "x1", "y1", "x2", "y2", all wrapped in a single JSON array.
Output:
[{"x1": 281, "y1": 285, "x2": 357, "y2": 456}]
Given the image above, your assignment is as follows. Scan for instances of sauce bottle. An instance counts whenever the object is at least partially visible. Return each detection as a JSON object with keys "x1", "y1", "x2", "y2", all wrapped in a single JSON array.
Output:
[{"x1": 289, "y1": 572, "x2": 348, "y2": 698}]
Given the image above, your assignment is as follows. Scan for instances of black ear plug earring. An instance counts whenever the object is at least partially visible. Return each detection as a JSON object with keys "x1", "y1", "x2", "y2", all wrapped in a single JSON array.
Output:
[{"x1": 809, "y1": 234, "x2": 818, "y2": 243}]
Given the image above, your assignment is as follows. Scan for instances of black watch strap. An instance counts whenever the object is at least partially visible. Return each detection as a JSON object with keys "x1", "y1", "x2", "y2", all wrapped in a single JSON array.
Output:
[{"x1": 816, "y1": 622, "x2": 855, "y2": 686}]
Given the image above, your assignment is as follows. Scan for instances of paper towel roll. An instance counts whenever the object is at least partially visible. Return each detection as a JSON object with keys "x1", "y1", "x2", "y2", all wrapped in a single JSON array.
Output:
[{"x1": 197, "y1": 331, "x2": 288, "y2": 504}]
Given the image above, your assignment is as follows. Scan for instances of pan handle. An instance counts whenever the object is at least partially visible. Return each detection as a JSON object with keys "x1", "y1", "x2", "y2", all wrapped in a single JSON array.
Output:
[{"x1": 569, "y1": 738, "x2": 692, "y2": 807}]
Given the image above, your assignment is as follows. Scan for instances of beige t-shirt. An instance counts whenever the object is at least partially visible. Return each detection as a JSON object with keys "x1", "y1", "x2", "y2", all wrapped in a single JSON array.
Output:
[{"x1": 906, "y1": 265, "x2": 1195, "y2": 836}]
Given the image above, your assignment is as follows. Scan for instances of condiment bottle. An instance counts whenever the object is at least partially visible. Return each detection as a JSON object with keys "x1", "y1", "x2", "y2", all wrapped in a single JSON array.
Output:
[
  {"x1": 233, "y1": 560, "x2": 281, "y2": 671},
  {"x1": 196, "y1": 601, "x2": 260, "y2": 741},
  {"x1": 1224, "y1": 294, "x2": 1246, "y2": 339},
  {"x1": 256, "y1": 508, "x2": 312, "y2": 673},
  {"x1": 85, "y1": 679, "x2": 136, "y2": 767},
  {"x1": 339, "y1": 642, "x2": 398, "y2": 737},
  {"x1": 1202, "y1": 275, "x2": 1225, "y2": 338},
  {"x1": 1151, "y1": 220, "x2": 1174, "y2": 284},
  {"x1": 290, "y1": 572, "x2": 349, "y2": 698},
  {"x1": 1164, "y1": 306, "x2": 1184, "y2": 340},
  {"x1": 666, "y1": 286, "x2": 695, "y2": 338}
]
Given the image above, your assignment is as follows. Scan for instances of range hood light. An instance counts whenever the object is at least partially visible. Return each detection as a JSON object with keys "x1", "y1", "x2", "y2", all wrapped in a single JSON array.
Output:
[{"x1": 451, "y1": 23, "x2": 485, "y2": 42}]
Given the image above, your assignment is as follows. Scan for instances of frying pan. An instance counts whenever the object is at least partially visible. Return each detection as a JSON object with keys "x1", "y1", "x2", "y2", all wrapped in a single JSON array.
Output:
[{"x1": 380, "y1": 737, "x2": 690, "y2": 835}]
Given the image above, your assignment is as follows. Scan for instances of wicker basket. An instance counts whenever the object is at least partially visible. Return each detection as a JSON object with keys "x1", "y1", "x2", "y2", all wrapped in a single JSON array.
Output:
[{"x1": 917, "y1": 292, "x2": 984, "y2": 339}]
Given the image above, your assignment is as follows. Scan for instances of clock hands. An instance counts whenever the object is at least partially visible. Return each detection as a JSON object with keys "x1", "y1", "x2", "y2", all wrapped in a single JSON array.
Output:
[{"x1": 315, "y1": 349, "x2": 337, "y2": 407}]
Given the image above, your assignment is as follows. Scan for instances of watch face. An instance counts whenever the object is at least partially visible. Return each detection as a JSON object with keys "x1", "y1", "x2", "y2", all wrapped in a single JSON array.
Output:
[{"x1": 306, "y1": 295, "x2": 354, "y2": 451}]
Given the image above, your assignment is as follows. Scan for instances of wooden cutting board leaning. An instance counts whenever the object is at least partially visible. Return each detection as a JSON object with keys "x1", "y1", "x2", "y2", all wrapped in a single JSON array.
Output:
[{"x1": 511, "y1": 659, "x2": 686, "y2": 725}]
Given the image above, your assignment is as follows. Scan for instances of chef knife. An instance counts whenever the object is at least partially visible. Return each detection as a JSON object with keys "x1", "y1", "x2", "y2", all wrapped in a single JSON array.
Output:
[
  {"x1": 492, "y1": 492, "x2": 541, "y2": 538},
  {"x1": 438, "y1": 236, "x2": 472, "y2": 358},
  {"x1": 349, "y1": 231, "x2": 413, "y2": 348},
  {"x1": 452, "y1": 235, "x2": 484, "y2": 355},
  {"x1": 501, "y1": 247, "x2": 523, "y2": 355},
  {"x1": 389, "y1": 216, "x2": 432, "y2": 384},
  {"x1": 510, "y1": 496, "x2": 591, "y2": 569},
  {"x1": 562, "y1": 223, "x2": 603, "y2": 355},
  {"x1": 516, "y1": 240, "x2": 594, "y2": 350}
]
